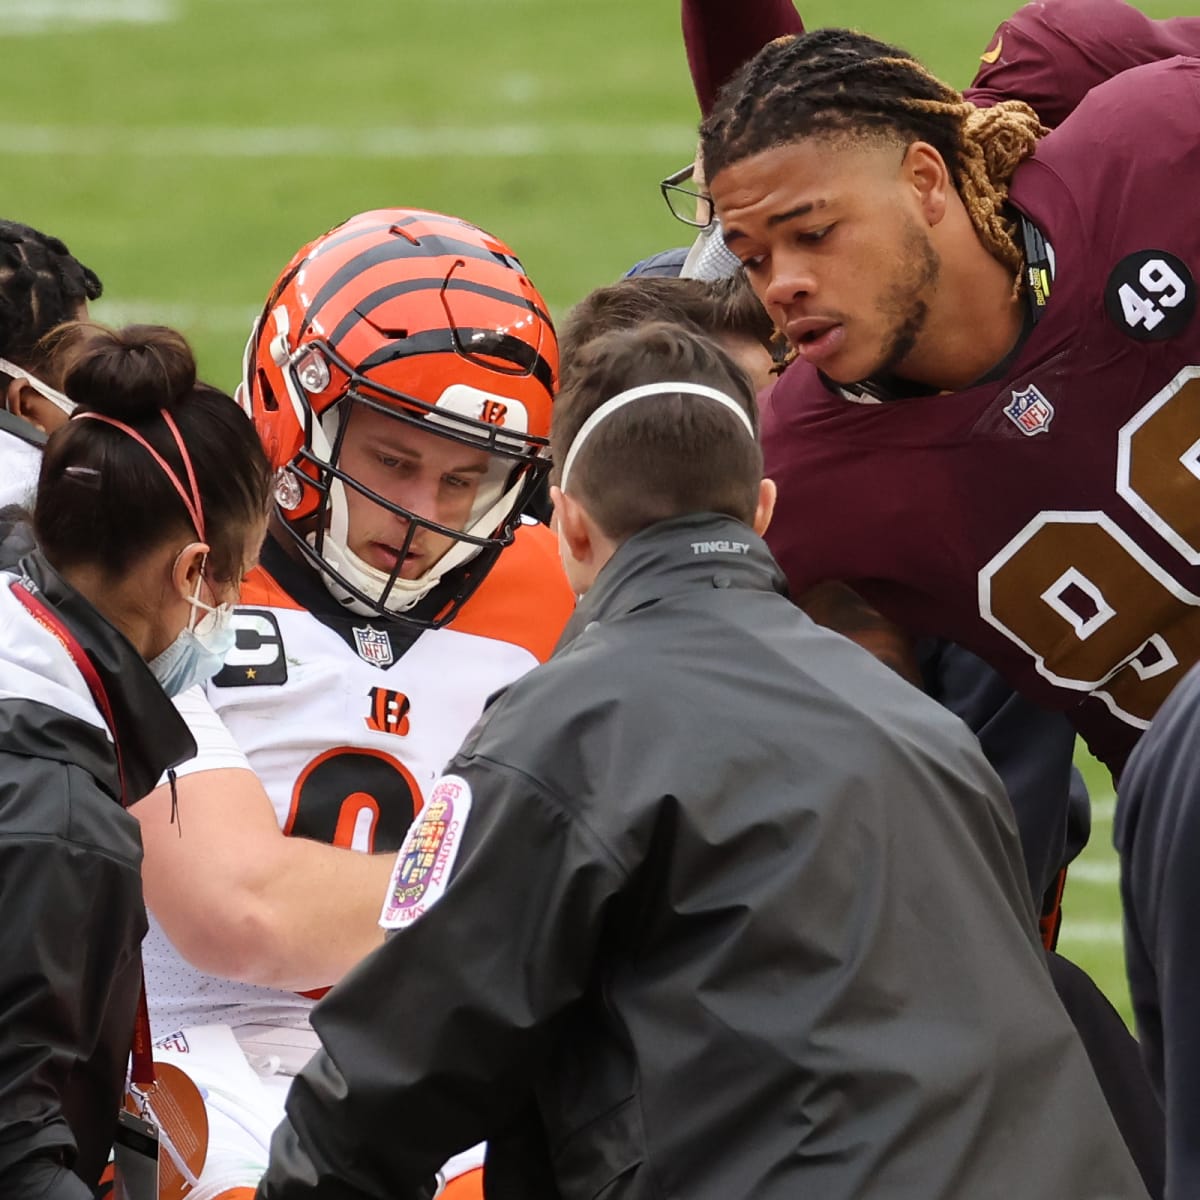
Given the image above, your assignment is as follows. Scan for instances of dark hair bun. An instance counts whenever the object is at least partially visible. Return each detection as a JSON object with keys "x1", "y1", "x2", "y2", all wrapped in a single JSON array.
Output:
[{"x1": 63, "y1": 322, "x2": 196, "y2": 422}]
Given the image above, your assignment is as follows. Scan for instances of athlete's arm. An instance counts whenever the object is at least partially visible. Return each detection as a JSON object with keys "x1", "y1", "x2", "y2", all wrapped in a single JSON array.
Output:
[
  {"x1": 682, "y1": 0, "x2": 803, "y2": 116},
  {"x1": 134, "y1": 768, "x2": 390, "y2": 992},
  {"x1": 967, "y1": 0, "x2": 1200, "y2": 129},
  {"x1": 799, "y1": 580, "x2": 922, "y2": 687}
]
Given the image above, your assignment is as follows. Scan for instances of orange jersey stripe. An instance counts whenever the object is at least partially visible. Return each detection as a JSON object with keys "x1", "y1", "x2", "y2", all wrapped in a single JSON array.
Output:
[
  {"x1": 442, "y1": 1167, "x2": 484, "y2": 1200},
  {"x1": 238, "y1": 525, "x2": 573, "y2": 662},
  {"x1": 238, "y1": 561, "x2": 307, "y2": 612},
  {"x1": 450, "y1": 521, "x2": 574, "y2": 662}
]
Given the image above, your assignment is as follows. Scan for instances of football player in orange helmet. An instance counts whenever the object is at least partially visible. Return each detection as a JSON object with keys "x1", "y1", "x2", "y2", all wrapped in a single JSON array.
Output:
[
  {"x1": 129, "y1": 210, "x2": 574, "y2": 1200},
  {"x1": 243, "y1": 208, "x2": 557, "y2": 625}
]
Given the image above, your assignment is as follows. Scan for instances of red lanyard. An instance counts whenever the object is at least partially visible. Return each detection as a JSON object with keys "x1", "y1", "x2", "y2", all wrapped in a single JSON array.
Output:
[{"x1": 9, "y1": 579, "x2": 157, "y2": 1088}]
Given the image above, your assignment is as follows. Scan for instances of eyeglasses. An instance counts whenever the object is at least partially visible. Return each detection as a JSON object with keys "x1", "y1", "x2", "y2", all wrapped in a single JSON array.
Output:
[{"x1": 659, "y1": 163, "x2": 714, "y2": 229}]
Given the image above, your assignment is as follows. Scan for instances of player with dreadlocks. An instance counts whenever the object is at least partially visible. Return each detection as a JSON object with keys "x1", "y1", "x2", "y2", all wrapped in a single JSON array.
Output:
[
  {"x1": 701, "y1": 28, "x2": 1199, "y2": 778},
  {"x1": 683, "y1": 0, "x2": 1200, "y2": 125},
  {"x1": 705, "y1": 28, "x2": 1047, "y2": 382},
  {"x1": 703, "y1": 37, "x2": 1198, "y2": 1191},
  {"x1": 671, "y1": 1, "x2": 1200, "y2": 284}
]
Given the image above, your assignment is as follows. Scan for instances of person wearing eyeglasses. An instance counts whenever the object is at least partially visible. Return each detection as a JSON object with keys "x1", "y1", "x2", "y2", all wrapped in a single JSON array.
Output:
[
  {"x1": 0, "y1": 220, "x2": 103, "y2": 511},
  {"x1": 0, "y1": 322, "x2": 271, "y2": 1200},
  {"x1": 665, "y1": 0, "x2": 1200, "y2": 284}
]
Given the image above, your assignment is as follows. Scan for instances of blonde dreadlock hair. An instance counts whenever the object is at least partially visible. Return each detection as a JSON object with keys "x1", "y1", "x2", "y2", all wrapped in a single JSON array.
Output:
[{"x1": 699, "y1": 29, "x2": 1048, "y2": 290}]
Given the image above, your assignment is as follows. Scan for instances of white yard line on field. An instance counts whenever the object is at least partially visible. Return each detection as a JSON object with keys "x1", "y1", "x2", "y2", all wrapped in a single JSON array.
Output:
[
  {"x1": 0, "y1": 122, "x2": 695, "y2": 159},
  {"x1": 93, "y1": 299, "x2": 258, "y2": 332},
  {"x1": 1090, "y1": 793, "x2": 1115, "y2": 824},
  {"x1": 1057, "y1": 920, "x2": 1123, "y2": 945},
  {"x1": 0, "y1": 0, "x2": 175, "y2": 33},
  {"x1": 1067, "y1": 861, "x2": 1120, "y2": 886}
]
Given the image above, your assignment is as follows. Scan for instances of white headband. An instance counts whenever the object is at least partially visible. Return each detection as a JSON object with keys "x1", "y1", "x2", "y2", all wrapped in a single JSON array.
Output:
[{"x1": 559, "y1": 380, "x2": 755, "y2": 491}]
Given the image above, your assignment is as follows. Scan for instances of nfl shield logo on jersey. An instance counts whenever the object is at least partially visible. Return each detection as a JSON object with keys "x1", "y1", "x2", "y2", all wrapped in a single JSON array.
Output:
[
  {"x1": 353, "y1": 625, "x2": 394, "y2": 666},
  {"x1": 1004, "y1": 384, "x2": 1055, "y2": 436}
]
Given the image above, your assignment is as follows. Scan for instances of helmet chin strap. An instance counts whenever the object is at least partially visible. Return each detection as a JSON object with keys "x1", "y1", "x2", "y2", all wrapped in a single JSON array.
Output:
[
  {"x1": 314, "y1": 475, "x2": 530, "y2": 617},
  {"x1": 303, "y1": 400, "x2": 536, "y2": 618}
]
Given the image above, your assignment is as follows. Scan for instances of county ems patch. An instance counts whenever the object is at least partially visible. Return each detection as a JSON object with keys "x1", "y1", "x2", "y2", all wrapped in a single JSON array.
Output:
[{"x1": 379, "y1": 774, "x2": 472, "y2": 929}]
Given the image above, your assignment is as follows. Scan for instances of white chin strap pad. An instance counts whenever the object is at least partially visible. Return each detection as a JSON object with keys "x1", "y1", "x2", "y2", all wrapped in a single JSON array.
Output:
[{"x1": 317, "y1": 472, "x2": 530, "y2": 617}]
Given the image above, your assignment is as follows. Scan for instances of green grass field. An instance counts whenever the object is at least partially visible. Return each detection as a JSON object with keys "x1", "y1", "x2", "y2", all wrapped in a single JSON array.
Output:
[
  {"x1": 1, "y1": 0, "x2": 1189, "y2": 1025},
  {"x1": 1062, "y1": 752, "x2": 1127, "y2": 1022}
]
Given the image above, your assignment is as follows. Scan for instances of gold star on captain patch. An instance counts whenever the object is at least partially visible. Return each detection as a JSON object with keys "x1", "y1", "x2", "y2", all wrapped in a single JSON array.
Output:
[{"x1": 245, "y1": 668, "x2": 257, "y2": 680}]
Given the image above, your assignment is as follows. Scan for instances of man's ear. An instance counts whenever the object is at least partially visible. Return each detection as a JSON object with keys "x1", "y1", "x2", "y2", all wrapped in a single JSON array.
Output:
[
  {"x1": 752, "y1": 478, "x2": 777, "y2": 537},
  {"x1": 550, "y1": 485, "x2": 594, "y2": 564},
  {"x1": 902, "y1": 140, "x2": 950, "y2": 227}
]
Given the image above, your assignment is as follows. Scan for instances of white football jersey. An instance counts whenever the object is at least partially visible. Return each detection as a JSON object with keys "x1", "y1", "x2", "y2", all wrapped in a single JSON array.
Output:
[{"x1": 144, "y1": 523, "x2": 573, "y2": 1035}]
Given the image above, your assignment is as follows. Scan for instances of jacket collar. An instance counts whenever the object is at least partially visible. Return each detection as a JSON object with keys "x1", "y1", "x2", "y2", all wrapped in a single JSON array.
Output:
[
  {"x1": 16, "y1": 550, "x2": 198, "y2": 798},
  {"x1": 557, "y1": 513, "x2": 788, "y2": 651}
]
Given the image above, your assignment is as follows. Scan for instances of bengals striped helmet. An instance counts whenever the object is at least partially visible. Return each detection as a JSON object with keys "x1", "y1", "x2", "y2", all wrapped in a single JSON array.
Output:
[{"x1": 239, "y1": 209, "x2": 557, "y2": 626}]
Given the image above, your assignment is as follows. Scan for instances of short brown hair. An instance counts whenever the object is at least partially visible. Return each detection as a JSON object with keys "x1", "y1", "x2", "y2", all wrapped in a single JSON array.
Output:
[
  {"x1": 552, "y1": 322, "x2": 761, "y2": 543},
  {"x1": 558, "y1": 273, "x2": 775, "y2": 390}
]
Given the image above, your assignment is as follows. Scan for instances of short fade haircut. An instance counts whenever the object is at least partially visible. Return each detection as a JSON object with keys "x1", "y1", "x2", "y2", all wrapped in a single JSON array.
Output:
[
  {"x1": 558, "y1": 273, "x2": 775, "y2": 390},
  {"x1": 551, "y1": 322, "x2": 761, "y2": 543}
]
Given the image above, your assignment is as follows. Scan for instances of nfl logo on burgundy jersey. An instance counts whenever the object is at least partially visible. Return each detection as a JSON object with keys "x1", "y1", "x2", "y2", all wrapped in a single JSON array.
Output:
[
  {"x1": 353, "y1": 626, "x2": 394, "y2": 666},
  {"x1": 1004, "y1": 384, "x2": 1055, "y2": 436}
]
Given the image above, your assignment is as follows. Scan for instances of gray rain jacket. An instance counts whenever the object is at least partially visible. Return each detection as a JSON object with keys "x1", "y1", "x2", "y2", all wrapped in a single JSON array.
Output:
[{"x1": 260, "y1": 514, "x2": 1145, "y2": 1200}]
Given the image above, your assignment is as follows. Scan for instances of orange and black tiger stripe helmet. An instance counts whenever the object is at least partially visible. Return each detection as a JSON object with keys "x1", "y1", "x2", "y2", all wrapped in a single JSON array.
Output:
[{"x1": 238, "y1": 208, "x2": 558, "y2": 626}]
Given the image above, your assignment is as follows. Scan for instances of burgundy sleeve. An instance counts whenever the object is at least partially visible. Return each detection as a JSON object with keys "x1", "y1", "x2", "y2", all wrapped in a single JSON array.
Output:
[
  {"x1": 682, "y1": 0, "x2": 804, "y2": 116},
  {"x1": 967, "y1": 0, "x2": 1200, "y2": 128}
]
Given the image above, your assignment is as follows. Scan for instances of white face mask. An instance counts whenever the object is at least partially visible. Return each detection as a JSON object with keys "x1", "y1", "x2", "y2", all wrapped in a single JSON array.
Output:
[
  {"x1": 0, "y1": 356, "x2": 75, "y2": 416},
  {"x1": 148, "y1": 570, "x2": 237, "y2": 697}
]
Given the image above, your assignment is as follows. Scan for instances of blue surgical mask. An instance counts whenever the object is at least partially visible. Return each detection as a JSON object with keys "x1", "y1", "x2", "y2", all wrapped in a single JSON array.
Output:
[{"x1": 150, "y1": 574, "x2": 237, "y2": 697}]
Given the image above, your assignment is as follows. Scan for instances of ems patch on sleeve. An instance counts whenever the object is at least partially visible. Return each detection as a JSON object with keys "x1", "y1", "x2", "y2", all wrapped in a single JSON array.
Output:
[{"x1": 379, "y1": 774, "x2": 473, "y2": 930}]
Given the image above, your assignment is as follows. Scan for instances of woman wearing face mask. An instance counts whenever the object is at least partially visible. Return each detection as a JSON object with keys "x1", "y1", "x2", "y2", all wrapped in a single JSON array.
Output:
[{"x1": 0, "y1": 322, "x2": 271, "y2": 1199}]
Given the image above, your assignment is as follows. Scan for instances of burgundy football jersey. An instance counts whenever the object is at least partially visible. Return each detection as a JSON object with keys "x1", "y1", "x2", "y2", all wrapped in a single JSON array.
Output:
[
  {"x1": 762, "y1": 57, "x2": 1200, "y2": 778},
  {"x1": 970, "y1": 0, "x2": 1200, "y2": 129}
]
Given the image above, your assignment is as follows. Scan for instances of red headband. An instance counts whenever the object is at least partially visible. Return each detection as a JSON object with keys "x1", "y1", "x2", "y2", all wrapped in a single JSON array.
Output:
[{"x1": 74, "y1": 409, "x2": 206, "y2": 542}]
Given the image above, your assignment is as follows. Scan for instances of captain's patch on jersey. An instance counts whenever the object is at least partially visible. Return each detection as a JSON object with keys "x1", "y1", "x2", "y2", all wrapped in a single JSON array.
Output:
[
  {"x1": 1004, "y1": 384, "x2": 1054, "y2": 436},
  {"x1": 379, "y1": 774, "x2": 472, "y2": 929},
  {"x1": 1105, "y1": 250, "x2": 1195, "y2": 342},
  {"x1": 212, "y1": 610, "x2": 288, "y2": 687}
]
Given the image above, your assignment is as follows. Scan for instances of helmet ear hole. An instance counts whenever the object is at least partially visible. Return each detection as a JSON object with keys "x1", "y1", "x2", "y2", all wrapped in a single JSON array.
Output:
[{"x1": 258, "y1": 369, "x2": 279, "y2": 412}]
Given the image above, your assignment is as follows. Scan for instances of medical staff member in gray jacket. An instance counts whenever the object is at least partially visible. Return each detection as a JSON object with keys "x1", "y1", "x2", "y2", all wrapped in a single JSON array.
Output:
[{"x1": 259, "y1": 323, "x2": 1145, "y2": 1200}]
